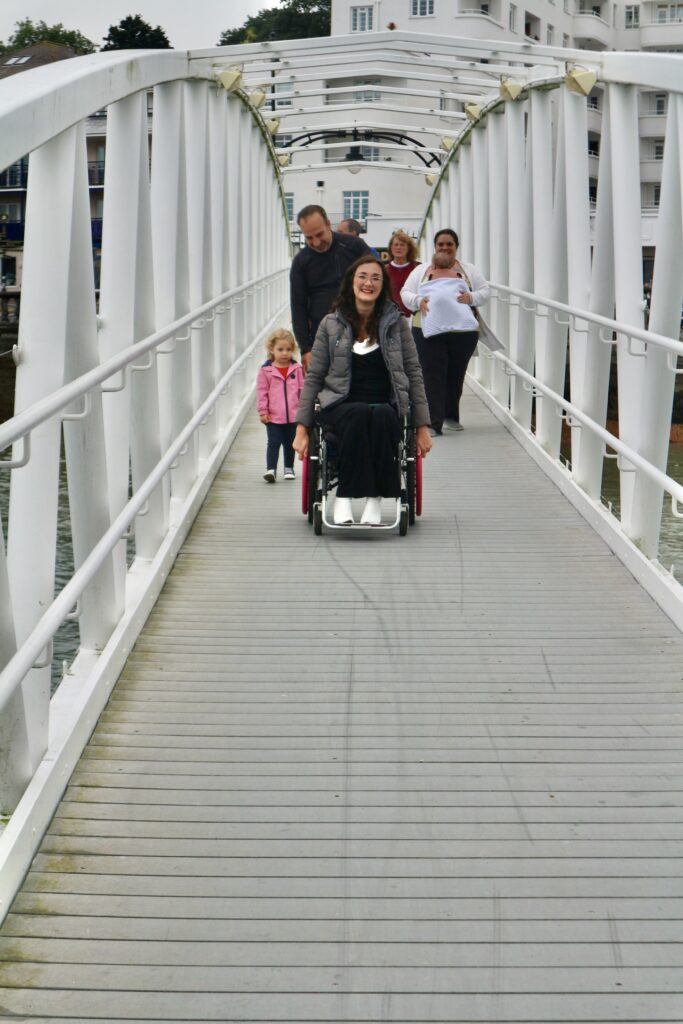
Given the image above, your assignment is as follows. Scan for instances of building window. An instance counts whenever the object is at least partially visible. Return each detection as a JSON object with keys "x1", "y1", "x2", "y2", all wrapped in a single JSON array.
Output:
[
  {"x1": 411, "y1": 0, "x2": 435, "y2": 14},
  {"x1": 641, "y1": 183, "x2": 661, "y2": 207},
  {"x1": 360, "y1": 146, "x2": 380, "y2": 161},
  {"x1": 587, "y1": 93, "x2": 600, "y2": 109},
  {"x1": 547, "y1": 23, "x2": 555, "y2": 42},
  {"x1": 0, "y1": 202, "x2": 22, "y2": 221},
  {"x1": 351, "y1": 5, "x2": 374, "y2": 30},
  {"x1": 624, "y1": 2, "x2": 640, "y2": 22},
  {"x1": 654, "y1": 92, "x2": 667, "y2": 115},
  {"x1": 509, "y1": 3, "x2": 518, "y2": 29},
  {"x1": 343, "y1": 190, "x2": 369, "y2": 222},
  {"x1": 587, "y1": 137, "x2": 599, "y2": 156},
  {"x1": 355, "y1": 79, "x2": 381, "y2": 102},
  {"x1": 284, "y1": 193, "x2": 294, "y2": 222},
  {"x1": 2, "y1": 55, "x2": 31, "y2": 66},
  {"x1": 588, "y1": 180, "x2": 597, "y2": 205},
  {"x1": 654, "y1": 139, "x2": 665, "y2": 159},
  {"x1": 272, "y1": 81, "x2": 293, "y2": 109},
  {"x1": 655, "y1": 3, "x2": 683, "y2": 19},
  {"x1": 563, "y1": 32, "x2": 571, "y2": 44},
  {"x1": 273, "y1": 134, "x2": 292, "y2": 149}
]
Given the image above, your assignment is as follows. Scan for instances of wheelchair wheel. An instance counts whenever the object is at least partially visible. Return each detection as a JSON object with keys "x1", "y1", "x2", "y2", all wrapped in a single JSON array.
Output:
[
  {"x1": 313, "y1": 503, "x2": 323, "y2": 536},
  {"x1": 406, "y1": 431, "x2": 418, "y2": 525},
  {"x1": 302, "y1": 456, "x2": 310, "y2": 516},
  {"x1": 399, "y1": 506, "x2": 409, "y2": 536}
]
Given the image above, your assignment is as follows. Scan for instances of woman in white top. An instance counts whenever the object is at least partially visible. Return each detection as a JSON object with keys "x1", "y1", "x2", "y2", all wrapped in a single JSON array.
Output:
[{"x1": 401, "y1": 229, "x2": 489, "y2": 435}]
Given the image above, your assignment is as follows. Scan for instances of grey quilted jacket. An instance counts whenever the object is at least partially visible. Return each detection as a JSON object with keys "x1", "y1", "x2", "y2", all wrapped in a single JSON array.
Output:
[{"x1": 296, "y1": 302, "x2": 430, "y2": 429}]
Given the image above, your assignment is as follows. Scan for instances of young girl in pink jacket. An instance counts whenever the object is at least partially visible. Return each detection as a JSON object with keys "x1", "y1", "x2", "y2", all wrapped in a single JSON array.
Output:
[{"x1": 256, "y1": 328, "x2": 305, "y2": 482}]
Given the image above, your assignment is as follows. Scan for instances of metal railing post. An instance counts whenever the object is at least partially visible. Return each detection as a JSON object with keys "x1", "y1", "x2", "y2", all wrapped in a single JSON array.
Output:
[
  {"x1": 6, "y1": 127, "x2": 79, "y2": 778},
  {"x1": 631, "y1": 95, "x2": 683, "y2": 557},
  {"x1": 608, "y1": 82, "x2": 646, "y2": 537}
]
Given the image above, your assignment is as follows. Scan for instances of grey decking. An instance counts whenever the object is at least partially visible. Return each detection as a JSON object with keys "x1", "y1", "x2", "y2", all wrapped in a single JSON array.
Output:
[{"x1": 1, "y1": 390, "x2": 682, "y2": 1023}]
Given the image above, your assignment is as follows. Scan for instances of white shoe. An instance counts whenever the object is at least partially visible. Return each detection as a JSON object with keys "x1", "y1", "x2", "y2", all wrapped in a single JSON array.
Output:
[
  {"x1": 334, "y1": 496, "x2": 354, "y2": 525},
  {"x1": 360, "y1": 497, "x2": 382, "y2": 526},
  {"x1": 263, "y1": 469, "x2": 276, "y2": 483},
  {"x1": 283, "y1": 469, "x2": 295, "y2": 480}
]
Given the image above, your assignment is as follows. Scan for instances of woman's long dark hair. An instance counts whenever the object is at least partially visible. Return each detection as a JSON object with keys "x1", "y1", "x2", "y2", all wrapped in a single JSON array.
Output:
[{"x1": 332, "y1": 255, "x2": 393, "y2": 343}]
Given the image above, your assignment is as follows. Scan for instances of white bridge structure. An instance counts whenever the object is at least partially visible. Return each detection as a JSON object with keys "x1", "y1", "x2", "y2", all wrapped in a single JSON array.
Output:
[{"x1": 0, "y1": 36, "x2": 682, "y2": 1021}]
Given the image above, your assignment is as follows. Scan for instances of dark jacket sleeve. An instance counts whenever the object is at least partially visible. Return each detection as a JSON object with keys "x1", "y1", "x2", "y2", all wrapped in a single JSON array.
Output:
[
  {"x1": 289, "y1": 256, "x2": 312, "y2": 354},
  {"x1": 296, "y1": 319, "x2": 332, "y2": 427}
]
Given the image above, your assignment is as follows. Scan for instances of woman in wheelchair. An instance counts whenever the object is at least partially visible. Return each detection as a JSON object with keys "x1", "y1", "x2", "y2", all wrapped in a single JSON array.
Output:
[{"x1": 293, "y1": 255, "x2": 432, "y2": 526}]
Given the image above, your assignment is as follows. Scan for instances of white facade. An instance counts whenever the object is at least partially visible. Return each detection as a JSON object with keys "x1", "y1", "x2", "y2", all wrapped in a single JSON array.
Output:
[{"x1": 234, "y1": 1, "x2": 682, "y2": 252}]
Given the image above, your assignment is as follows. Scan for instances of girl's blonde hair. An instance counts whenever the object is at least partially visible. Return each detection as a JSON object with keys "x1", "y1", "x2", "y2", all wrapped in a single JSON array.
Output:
[{"x1": 265, "y1": 327, "x2": 298, "y2": 360}]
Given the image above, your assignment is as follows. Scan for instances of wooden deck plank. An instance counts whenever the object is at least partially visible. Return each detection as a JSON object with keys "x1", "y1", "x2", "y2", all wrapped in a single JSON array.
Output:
[{"x1": 1, "y1": 396, "x2": 683, "y2": 1022}]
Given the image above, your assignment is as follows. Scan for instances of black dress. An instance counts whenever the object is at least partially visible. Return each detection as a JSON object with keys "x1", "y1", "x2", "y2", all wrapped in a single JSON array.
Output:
[{"x1": 320, "y1": 344, "x2": 402, "y2": 498}]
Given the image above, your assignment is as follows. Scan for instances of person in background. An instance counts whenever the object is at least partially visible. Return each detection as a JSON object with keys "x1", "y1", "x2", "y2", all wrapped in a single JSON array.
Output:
[
  {"x1": 256, "y1": 328, "x2": 305, "y2": 483},
  {"x1": 293, "y1": 255, "x2": 432, "y2": 526},
  {"x1": 401, "y1": 229, "x2": 489, "y2": 436},
  {"x1": 290, "y1": 205, "x2": 370, "y2": 371},
  {"x1": 385, "y1": 229, "x2": 420, "y2": 318},
  {"x1": 337, "y1": 218, "x2": 380, "y2": 257}
]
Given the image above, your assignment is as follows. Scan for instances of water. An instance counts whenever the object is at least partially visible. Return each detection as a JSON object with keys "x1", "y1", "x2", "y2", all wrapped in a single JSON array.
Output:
[
  {"x1": 598, "y1": 444, "x2": 683, "y2": 583},
  {"x1": 0, "y1": 458, "x2": 79, "y2": 691}
]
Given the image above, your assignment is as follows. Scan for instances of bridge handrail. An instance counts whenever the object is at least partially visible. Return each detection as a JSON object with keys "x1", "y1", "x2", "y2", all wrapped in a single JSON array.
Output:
[
  {"x1": 488, "y1": 349, "x2": 683, "y2": 513},
  {"x1": 492, "y1": 283, "x2": 683, "y2": 361},
  {"x1": 0, "y1": 304, "x2": 284, "y2": 716},
  {"x1": 0, "y1": 268, "x2": 288, "y2": 455}
]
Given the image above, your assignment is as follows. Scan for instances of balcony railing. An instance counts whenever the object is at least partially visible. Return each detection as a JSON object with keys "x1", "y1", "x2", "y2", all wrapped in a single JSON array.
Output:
[
  {"x1": 0, "y1": 220, "x2": 24, "y2": 242},
  {"x1": 0, "y1": 165, "x2": 28, "y2": 189},
  {"x1": 87, "y1": 161, "x2": 105, "y2": 186}
]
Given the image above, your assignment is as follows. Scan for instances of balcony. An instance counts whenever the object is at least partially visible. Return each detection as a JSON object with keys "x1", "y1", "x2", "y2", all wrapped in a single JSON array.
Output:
[
  {"x1": 0, "y1": 219, "x2": 24, "y2": 242},
  {"x1": 88, "y1": 161, "x2": 105, "y2": 187},
  {"x1": 639, "y1": 17, "x2": 683, "y2": 46},
  {"x1": 573, "y1": 8, "x2": 611, "y2": 47},
  {"x1": 0, "y1": 164, "x2": 28, "y2": 189}
]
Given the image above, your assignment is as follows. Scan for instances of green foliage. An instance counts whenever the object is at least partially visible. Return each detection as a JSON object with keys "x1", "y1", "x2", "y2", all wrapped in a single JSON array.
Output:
[
  {"x1": 3, "y1": 18, "x2": 95, "y2": 54},
  {"x1": 101, "y1": 14, "x2": 172, "y2": 51},
  {"x1": 219, "y1": 0, "x2": 331, "y2": 45}
]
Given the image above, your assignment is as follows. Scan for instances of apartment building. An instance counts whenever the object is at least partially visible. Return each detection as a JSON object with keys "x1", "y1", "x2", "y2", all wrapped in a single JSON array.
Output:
[{"x1": 260, "y1": 0, "x2": 681, "y2": 257}]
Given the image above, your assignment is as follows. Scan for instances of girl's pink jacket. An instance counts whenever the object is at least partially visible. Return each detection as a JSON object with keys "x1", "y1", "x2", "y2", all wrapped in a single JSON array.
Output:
[{"x1": 256, "y1": 360, "x2": 305, "y2": 424}]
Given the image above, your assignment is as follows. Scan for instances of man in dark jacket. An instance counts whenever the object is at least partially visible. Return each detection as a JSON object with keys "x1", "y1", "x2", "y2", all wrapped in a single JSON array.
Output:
[{"x1": 290, "y1": 204, "x2": 369, "y2": 369}]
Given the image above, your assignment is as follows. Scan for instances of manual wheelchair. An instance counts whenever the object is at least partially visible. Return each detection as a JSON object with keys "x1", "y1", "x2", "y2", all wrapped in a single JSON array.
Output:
[{"x1": 301, "y1": 406, "x2": 423, "y2": 536}]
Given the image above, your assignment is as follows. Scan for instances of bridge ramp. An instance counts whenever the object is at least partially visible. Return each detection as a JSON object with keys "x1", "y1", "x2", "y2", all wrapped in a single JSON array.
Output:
[{"x1": 1, "y1": 392, "x2": 682, "y2": 1022}]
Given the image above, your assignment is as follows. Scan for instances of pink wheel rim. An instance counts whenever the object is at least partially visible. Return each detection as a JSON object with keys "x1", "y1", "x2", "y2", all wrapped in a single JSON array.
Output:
[
  {"x1": 302, "y1": 456, "x2": 309, "y2": 514},
  {"x1": 416, "y1": 452, "x2": 423, "y2": 517}
]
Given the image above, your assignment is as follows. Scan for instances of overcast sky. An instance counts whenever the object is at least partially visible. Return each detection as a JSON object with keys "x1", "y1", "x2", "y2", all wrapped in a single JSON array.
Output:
[{"x1": 0, "y1": 1, "x2": 281, "y2": 50}]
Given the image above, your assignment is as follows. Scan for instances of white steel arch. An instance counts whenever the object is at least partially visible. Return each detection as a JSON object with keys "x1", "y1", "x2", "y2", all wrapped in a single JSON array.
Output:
[
  {"x1": 420, "y1": 50, "x2": 683, "y2": 624},
  {"x1": 0, "y1": 48, "x2": 290, "y2": 863}
]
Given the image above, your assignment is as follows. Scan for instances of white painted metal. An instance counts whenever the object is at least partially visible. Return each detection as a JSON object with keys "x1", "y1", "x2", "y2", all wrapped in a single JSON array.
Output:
[
  {"x1": 608, "y1": 83, "x2": 646, "y2": 537},
  {"x1": 631, "y1": 95, "x2": 683, "y2": 557},
  {"x1": 60, "y1": 123, "x2": 118, "y2": 650},
  {"x1": 0, "y1": 53, "x2": 290, "y2": 819},
  {"x1": 505, "y1": 100, "x2": 534, "y2": 431},
  {"x1": 417, "y1": 50, "x2": 683, "y2": 619},
  {"x1": 6, "y1": 129, "x2": 77, "y2": 782}
]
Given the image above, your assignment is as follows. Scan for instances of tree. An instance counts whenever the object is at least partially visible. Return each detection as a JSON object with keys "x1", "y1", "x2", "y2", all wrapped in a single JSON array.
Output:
[
  {"x1": 219, "y1": 0, "x2": 331, "y2": 45},
  {"x1": 101, "y1": 15, "x2": 171, "y2": 51},
  {"x1": 2, "y1": 18, "x2": 95, "y2": 54}
]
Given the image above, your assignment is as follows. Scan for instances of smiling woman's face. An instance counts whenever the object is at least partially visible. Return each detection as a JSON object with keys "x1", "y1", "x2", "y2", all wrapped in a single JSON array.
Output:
[
  {"x1": 353, "y1": 264, "x2": 384, "y2": 306},
  {"x1": 434, "y1": 233, "x2": 457, "y2": 265}
]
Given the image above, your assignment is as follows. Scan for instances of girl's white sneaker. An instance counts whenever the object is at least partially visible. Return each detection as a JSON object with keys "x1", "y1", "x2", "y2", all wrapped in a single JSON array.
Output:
[
  {"x1": 360, "y1": 497, "x2": 382, "y2": 526},
  {"x1": 333, "y1": 496, "x2": 354, "y2": 525}
]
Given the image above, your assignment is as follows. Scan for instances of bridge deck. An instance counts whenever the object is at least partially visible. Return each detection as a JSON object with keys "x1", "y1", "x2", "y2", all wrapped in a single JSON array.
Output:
[{"x1": 1, "y1": 391, "x2": 682, "y2": 1022}]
